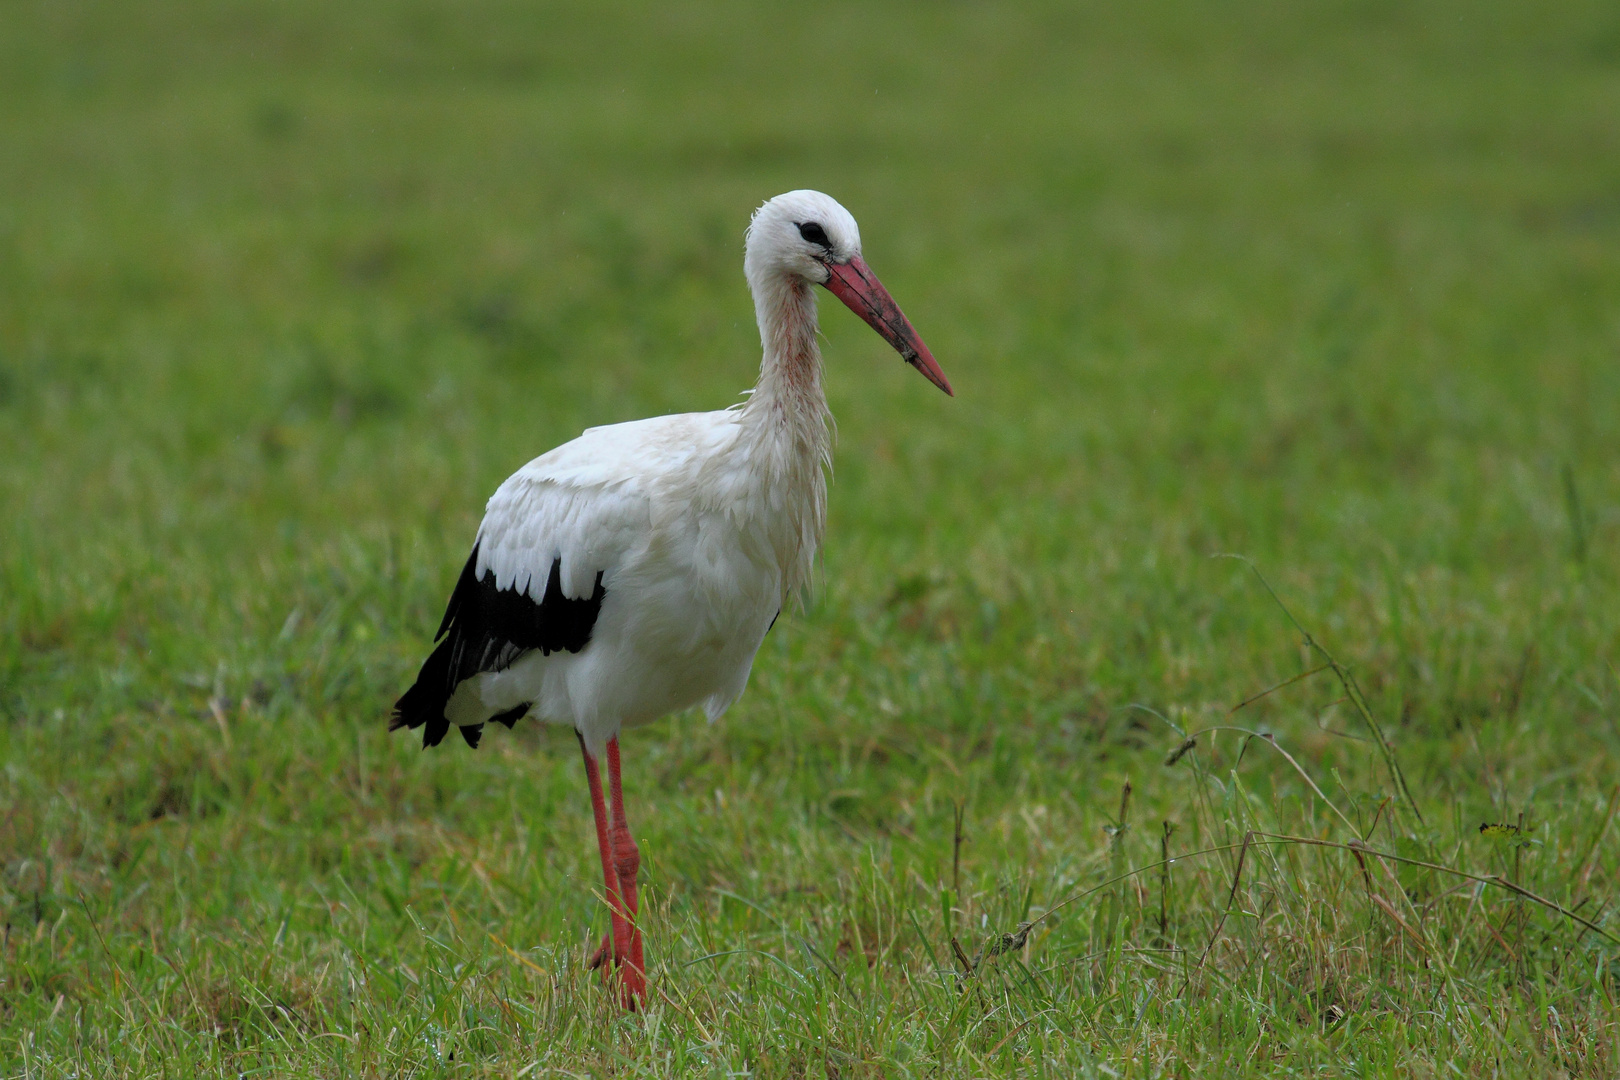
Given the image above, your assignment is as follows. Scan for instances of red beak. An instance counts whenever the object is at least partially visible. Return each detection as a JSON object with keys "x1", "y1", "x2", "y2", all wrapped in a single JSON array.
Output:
[{"x1": 821, "y1": 256, "x2": 953, "y2": 396}]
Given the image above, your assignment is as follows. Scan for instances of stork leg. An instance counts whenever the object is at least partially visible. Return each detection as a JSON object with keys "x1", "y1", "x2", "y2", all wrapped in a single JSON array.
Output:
[
  {"x1": 604, "y1": 736, "x2": 646, "y2": 1004},
  {"x1": 578, "y1": 732, "x2": 641, "y2": 1009}
]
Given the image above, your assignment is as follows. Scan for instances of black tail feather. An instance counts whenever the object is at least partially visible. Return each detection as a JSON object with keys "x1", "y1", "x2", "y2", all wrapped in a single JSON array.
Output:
[
  {"x1": 392, "y1": 636, "x2": 457, "y2": 747},
  {"x1": 489, "y1": 704, "x2": 529, "y2": 729}
]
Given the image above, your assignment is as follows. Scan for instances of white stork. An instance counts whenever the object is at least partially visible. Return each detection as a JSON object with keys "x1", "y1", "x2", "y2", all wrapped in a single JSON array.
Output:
[{"x1": 391, "y1": 190, "x2": 951, "y2": 1009}]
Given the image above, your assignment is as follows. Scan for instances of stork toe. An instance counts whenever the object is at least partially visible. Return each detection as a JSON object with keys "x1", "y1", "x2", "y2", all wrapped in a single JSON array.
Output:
[{"x1": 587, "y1": 931, "x2": 612, "y2": 971}]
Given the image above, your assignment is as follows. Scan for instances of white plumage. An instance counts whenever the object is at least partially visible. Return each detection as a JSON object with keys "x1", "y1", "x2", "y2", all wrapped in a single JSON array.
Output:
[
  {"x1": 391, "y1": 189, "x2": 950, "y2": 1009},
  {"x1": 446, "y1": 407, "x2": 811, "y2": 746}
]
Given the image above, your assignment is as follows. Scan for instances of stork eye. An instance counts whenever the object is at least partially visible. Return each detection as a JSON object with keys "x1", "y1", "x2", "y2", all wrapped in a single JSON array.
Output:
[{"x1": 797, "y1": 222, "x2": 831, "y2": 249}]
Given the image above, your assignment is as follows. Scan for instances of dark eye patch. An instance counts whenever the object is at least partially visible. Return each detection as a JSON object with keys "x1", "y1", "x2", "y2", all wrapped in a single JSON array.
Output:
[{"x1": 797, "y1": 222, "x2": 831, "y2": 249}]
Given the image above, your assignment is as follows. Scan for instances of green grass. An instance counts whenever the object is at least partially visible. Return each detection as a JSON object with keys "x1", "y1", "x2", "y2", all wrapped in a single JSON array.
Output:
[{"x1": 3, "y1": 0, "x2": 1620, "y2": 1074}]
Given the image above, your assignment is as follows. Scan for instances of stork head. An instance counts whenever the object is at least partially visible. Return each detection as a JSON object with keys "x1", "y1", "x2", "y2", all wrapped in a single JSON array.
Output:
[{"x1": 746, "y1": 190, "x2": 952, "y2": 396}]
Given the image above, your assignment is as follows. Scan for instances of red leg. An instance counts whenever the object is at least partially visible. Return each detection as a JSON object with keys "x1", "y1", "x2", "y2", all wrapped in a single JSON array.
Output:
[
  {"x1": 578, "y1": 732, "x2": 634, "y2": 1005},
  {"x1": 604, "y1": 737, "x2": 646, "y2": 1006}
]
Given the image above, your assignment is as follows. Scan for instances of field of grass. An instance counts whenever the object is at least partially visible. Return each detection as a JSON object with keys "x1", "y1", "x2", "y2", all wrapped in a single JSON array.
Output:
[{"x1": 3, "y1": 0, "x2": 1620, "y2": 1075}]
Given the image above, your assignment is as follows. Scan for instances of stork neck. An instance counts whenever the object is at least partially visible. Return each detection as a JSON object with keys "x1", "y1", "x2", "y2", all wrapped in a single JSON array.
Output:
[
  {"x1": 738, "y1": 269, "x2": 832, "y2": 604},
  {"x1": 743, "y1": 274, "x2": 828, "y2": 433}
]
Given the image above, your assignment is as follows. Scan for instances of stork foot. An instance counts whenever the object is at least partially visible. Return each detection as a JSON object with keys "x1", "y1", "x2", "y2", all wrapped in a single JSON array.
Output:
[
  {"x1": 587, "y1": 931, "x2": 646, "y2": 1010},
  {"x1": 619, "y1": 971, "x2": 646, "y2": 1011},
  {"x1": 587, "y1": 931, "x2": 612, "y2": 971}
]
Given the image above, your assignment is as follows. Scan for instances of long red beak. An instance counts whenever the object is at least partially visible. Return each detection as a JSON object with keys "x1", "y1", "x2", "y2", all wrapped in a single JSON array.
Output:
[{"x1": 821, "y1": 256, "x2": 953, "y2": 396}]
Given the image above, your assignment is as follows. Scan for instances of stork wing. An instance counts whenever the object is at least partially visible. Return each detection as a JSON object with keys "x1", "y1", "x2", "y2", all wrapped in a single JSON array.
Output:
[
  {"x1": 390, "y1": 412, "x2": 735, "y2": 749},
  {"x1": 391, "y1": 449, "x2": 653, "y2": 749}
]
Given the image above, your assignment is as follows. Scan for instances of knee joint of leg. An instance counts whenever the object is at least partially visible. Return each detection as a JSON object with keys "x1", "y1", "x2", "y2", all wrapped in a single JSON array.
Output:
[{"x1": 614, "y1": 834, "x2": 640, "y2": 878}]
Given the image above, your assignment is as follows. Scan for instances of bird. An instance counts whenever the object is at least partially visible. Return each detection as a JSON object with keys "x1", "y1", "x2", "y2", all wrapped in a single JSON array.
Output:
[{"x1": 390, "y1": 190, "x2": 952, "y2": 1009}]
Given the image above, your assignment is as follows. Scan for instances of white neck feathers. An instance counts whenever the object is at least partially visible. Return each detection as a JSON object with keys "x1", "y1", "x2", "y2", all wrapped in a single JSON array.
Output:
[{"x1": 736, "y1": 266, "x2": 833, "y2": 603}]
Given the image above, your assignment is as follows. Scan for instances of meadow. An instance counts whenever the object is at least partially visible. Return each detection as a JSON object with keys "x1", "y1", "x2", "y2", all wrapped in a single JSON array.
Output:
[{"x1": 2, "y1": 0, "x2": 1619, "y2": 1075}]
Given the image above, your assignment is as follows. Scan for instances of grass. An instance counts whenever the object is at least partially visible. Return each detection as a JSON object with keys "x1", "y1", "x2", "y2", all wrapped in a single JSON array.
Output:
[{"x1": 2, "y1": 0, "x2": 1619, "y2": 1074}]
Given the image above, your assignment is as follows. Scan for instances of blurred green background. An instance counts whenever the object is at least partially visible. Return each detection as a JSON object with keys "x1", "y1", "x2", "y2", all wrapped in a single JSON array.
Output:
[{"x1": 2, "y1": 1, "x2": 1619, "y2": 1075}]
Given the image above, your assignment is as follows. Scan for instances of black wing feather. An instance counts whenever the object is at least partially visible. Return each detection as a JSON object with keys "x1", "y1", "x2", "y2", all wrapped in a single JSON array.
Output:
[{"x1": 391, "y1": 543, "x2": 605, "y2": 749}]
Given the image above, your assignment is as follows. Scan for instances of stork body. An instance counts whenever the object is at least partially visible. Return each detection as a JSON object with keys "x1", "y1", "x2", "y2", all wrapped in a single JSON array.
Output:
[{"x1": 392, "y1": 190, "x2": 951, "y2": 1008}]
